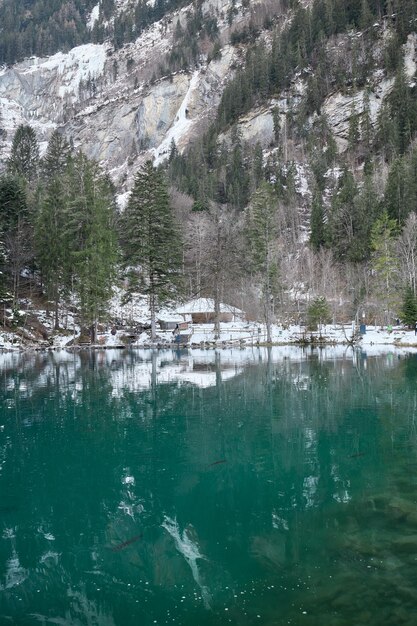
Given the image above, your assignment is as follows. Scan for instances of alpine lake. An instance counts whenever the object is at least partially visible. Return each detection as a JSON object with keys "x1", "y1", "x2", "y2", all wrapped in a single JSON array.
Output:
[{"x1": 1, "y1": 346, "x2": 417, "y2": 626}]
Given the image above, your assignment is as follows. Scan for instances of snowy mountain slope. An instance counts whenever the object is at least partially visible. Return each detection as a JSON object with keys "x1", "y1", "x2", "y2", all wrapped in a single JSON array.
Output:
[
  {"x1": 0, "y1": 0, "x2": 246, "y2": 188},
  {"x1": 0, "y1": 0, "x2": 416, "y2": 200}
]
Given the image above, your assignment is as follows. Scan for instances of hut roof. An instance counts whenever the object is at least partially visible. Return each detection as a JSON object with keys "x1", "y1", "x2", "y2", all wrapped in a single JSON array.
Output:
[{"x1": 175, "y1": 298, "x2": 244, "y2": 316}]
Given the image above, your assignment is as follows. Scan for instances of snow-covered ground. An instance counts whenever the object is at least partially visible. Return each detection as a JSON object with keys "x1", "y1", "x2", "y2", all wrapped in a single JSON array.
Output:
[
  {"x1": 2, "y1": 317, "x2": 417, "y2": 353},
  {"x1": 130, "y1": 322, "x2": 417, "y2": 349}
]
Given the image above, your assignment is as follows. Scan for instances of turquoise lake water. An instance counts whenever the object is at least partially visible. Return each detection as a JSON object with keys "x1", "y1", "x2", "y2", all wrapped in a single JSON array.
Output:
[{"x1": 1, "y1": 346, "x2": 417, "y2": 626}]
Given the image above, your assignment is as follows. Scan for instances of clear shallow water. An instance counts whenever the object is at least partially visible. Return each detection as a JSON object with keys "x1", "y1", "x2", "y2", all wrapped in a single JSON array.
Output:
[{"x1": 1, "y1": 346, "x2": 417, "y2": 626}]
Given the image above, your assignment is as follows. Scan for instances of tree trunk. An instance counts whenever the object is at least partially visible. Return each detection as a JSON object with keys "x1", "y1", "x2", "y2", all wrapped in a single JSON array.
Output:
[
  {"x1": 150, "y1": 293, "x2": 156, "y2": 340},
  {"x1": 214, "y1": 283, "x2": 220, "y2": 340},
  {"x1": 90, "y1": 321, "x2": 97, "y2": 344},
  {"x1": 265, "y1": 253, "x2": 272, "y2": 344},
  {"x1": 54, "y1": 289, "x2": 60, "y2": 331}
]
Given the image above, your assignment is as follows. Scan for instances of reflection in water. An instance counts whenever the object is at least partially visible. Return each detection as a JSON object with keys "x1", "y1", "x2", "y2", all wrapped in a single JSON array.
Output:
[
  {"x1": 162, "y1": 516, "x2": 212, "y2": 609},
  {"x1": 1, "y1": 346, "x2": 417, "y2": 625}
]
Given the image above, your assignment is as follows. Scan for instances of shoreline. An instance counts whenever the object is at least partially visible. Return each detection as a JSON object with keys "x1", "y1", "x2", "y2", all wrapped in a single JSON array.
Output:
[
  {"x1": 2, "y1": 323, "x2": 417, "y2": 354},
  {"x1": 2, "y1": 339, "x2": 417, "y2": 354}
]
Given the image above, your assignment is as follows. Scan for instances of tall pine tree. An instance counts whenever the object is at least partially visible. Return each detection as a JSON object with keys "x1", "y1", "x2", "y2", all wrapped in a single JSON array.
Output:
[
  {"x1": 121, "y1": 160, "x2": 183, "y2": 339},
  {"x1": 64, "y1": 152, "x2": 118, "y2": 341},
  {"x1": 246, "y1": 181, "x2": 279, "y2": 343},
  {"x1": 7, "y1": 125, "x2": 40, "y2": 184}
]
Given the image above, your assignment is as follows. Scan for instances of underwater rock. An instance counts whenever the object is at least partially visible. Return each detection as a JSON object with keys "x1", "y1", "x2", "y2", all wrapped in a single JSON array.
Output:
[{"x1": 392, "y1": 534, "x2": 417, "y2": 553}]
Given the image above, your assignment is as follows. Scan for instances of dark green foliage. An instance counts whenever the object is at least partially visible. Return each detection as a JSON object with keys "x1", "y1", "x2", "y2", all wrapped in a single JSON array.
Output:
[
  {"x1": 167, "y1": 124, "x2": 255, "y2": 211},
  {"x1": 41, "y1": 130, "x2": 72, "y2": 181},
  {"x1": 212, "y1": 0, "x2": 417, "y2": 136},
  {"x1": 0, "y1": 174, "x2": 31, "y2": 305},
  {"x1": 165, "y1": 4, "x2": 219, "y2": 72},
  {"x1": 0, "y1": 0, "x2": 191, "y2": 65},
  {"x1": 171, "y1": 0, "x2": 414, "y2": 212},
  {"x1": 401, "y1": 284, "x2": 417, "y2": 327},
  {"x1": 383, "y1": 156, "x2": 408, "y2": 224},
  {"x1": 350, "y1": 173, "x2": 379, "y2": 262},
  {"x1": 246, "y1": 181, "x2": 280, "y2": 342},
  {"x1": 327, "y1": 169, "x2": 359, "y2": 261},
  {"x1": 375, "y1": 62, "x2": 417, "y2": 158},
  {"x1": 307, "y1": 296, "x2": 331, "y2": 330},
  {"x1": 1, "y1": 126, "x2": 118, "y2": 326},
  {"x1": 63, "y1": 153, "x2": 118, "y2": 332},
  {"x1": 35, "y1": 176, "x2": 68, "y2": 327},
  {"x1": 35, "y1": 150, "x2": 118, "y2": 332},
  {"x1": 383, "y1": 31, "x2": 402, "y2": 74},
  {"x1": 0, "y1": 0, "x2": 98, "y2": 64},
  {"x1": 7, "y1": 125, "x2": 39, "y2": 184},
  {"x1": 381, "y1": 145, "x2": 417, "y2": 227},
  {"x1": 0, "y1": 175, "x2": 27, "y2": 233},
  {"x1": 370, "y1": 211, "x2": 399, "y2": 309},
  {"x1": 121, "y1": 160, "x2": 183, "y2": 337}
]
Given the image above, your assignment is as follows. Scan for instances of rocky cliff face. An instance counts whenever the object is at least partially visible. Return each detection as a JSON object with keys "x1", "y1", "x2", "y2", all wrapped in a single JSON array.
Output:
[
  {"x1": 0, "y1": 0, "x2": 416, "y2": 201},
  {"x1": 0, "y1": 0, "x2": 240, "y2": 192}
]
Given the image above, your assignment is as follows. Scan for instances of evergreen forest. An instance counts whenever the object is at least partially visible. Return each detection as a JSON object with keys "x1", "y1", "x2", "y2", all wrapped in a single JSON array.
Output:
[{"x1": 2, "y1": 0, "x2": 417, "y2": 338}]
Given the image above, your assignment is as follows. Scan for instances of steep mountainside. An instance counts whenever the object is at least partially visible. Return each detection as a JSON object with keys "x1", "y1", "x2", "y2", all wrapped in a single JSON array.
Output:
[
  {"x1": 0, "y1": 0, "x2": 255, "y2": 190},
  {"x1": 0, "y1": 0, "x2": 415, "y2": 197}
]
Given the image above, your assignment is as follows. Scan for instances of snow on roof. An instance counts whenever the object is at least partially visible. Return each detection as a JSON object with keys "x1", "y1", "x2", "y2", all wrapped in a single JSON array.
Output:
[{"x1": 175, "y1": 298, "x2": 244, "y2": 315}]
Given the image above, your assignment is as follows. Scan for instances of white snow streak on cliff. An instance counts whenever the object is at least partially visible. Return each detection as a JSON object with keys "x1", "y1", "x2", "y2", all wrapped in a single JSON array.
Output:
[
  {"x1": 87, "y1": 3, "x2": 100, "y2": 30},
  {"x1": 152, "y1": 71, "x2": 200, "y2": 166}
]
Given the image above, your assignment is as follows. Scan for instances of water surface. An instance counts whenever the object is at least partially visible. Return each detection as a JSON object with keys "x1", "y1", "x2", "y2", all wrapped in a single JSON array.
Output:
[{"x1": 1, "y1": 347, "x2": 417, "y2": 625}]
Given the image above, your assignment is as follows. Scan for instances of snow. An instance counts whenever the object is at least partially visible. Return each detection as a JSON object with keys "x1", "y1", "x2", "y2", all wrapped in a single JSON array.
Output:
[
  {"x1": 0, "y1": 98, "x2": 24, "y2": 133},
  {"x1": 87, "y1": 3, "x2": 100, "y2": 30},
  {"x1": 152, "y1": 71, "x2": 200, "y2": 165},
  {"x1": 294, "y1": 163, "x2": 311, "y2": 198},
  {"x1": 162, "y1": 516, "x2": 211, "y2": 608},
  {"x1": 4, "y1": 318, "x2": 417, "y2": 356},
  {"x1": 404, "y1": 33, "x2": 417, "y2": 79},
  {"x1": 116, "y1": 191, "x2": 130, "y2": 211},
  {"x1": 109, "y1": 288, "x2": 151, "y2": 324},
  {"x1": 175, "y1": 298, "x2": 244, "y2": 316},
  {"x1": 2, "y1": 339, "x2": 417, "y2": 405},
  {"x1": 22, "y1": 44, "x2": 108, "y2": 99}
]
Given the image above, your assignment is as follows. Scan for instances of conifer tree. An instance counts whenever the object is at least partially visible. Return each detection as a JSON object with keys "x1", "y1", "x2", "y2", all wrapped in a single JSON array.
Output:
[
  {"x1": 63, "y1": 153, "x2": 118, "y2": 341},
  {"x1": 35, "y1": 176, "x2": 67, "y2": 329},
  {"x1": 35, "y1": 132, "x2": 74, "y2": 327},
  {"x1": 328, "y1": 169, "x2": 358, "y2": 260},
  {"x1": 307, "y1": 296, "x2": 331, "y2": 331},
  {"x1": 349, "y1": 172, "x2": 379, "y2": 262},
  {"x1": 7, "y1": 125, "x2": 40, "y2": 184},
  {"x1": 41, "y1": 130, "x2": 72, "y2": 181},
  {"x1": 401, "y1": 284, "x2": 417, "y2": 328},
  {"x1": 246, "y1": 181, "x2": 279, "y2": 343},
  {"x1": 0, "y1": 175, "x2": 29, "y2": 305},
  {"x1": 390, "y1": 62, "x2": 414, "y2": 154},
  {"x1": 371, "y1": 211, "x2": 399, "y2": 319},
  {"x1": 121, "y1": 160, "x2": 183, "y2": 339},
  {"x1": 359, "y1": 0, "x2": 373, "y2": 31},
  {"x1": 384, "y1": 156, "x2": 407, "y2": 224},
  {"x1": 375, "y1": 101, "x2": 399, "y2": 161}
]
